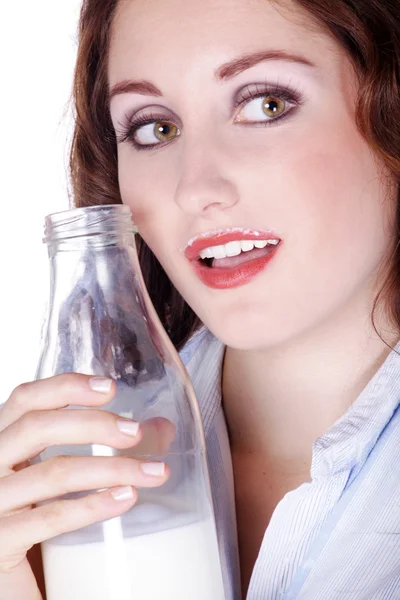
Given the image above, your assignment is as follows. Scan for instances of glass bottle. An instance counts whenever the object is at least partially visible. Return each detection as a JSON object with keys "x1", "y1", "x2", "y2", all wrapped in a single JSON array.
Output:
[{"x1": 33, "y1": 204, "x2": 226, "y2": 600}]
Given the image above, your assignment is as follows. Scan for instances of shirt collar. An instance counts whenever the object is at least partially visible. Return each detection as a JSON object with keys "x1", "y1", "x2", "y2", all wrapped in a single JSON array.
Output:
[{"x1": 311, "y1": 340, "x2": 400, "y2": 478}]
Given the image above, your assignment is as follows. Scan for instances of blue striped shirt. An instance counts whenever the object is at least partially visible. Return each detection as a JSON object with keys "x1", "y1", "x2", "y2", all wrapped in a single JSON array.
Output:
[{"x1": 179, "y1": 325, "x2": 400, "y2": 599}]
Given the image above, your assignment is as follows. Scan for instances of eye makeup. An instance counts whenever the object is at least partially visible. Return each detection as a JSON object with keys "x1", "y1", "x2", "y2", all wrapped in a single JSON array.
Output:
[{"x1": 114, "y1": 80, "x2": 304, "y2": 150}]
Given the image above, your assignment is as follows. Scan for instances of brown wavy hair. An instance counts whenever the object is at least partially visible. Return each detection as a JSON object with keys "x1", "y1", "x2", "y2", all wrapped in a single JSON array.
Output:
[{"x1": 69, "y1": 0, "x2": 400, "y2": 352}]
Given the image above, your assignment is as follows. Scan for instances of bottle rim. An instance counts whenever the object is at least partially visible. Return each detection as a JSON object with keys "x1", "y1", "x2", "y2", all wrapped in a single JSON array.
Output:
[{"x1": 43, "y1": 204, "x2": 138, "y2": 244}]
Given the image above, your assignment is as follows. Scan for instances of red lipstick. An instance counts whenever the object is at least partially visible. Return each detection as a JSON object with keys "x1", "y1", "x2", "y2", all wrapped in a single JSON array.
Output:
[{"x1": 185, "y1": 228, "x2": 281, "y2": 290}]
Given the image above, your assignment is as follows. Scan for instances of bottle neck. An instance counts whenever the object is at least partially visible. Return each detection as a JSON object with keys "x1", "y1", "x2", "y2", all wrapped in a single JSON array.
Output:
[
  {"x1": 43, "y1": 204, "x2": 138, "y2": 256},
  {"x1": 42, "y1": 207, "x2": 148, "y2": 378}
]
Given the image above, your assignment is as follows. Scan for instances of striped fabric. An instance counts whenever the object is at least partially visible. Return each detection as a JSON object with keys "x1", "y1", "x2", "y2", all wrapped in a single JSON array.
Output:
[{"x1": 179, "y1": 325, "x2": 400, "y2": 599}]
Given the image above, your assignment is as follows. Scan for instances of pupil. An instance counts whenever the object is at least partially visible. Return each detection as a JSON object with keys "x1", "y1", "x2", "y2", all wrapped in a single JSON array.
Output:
[
  {"x1": 158, "y1": 123, "x2": 170, "y2": 135},
  {"x1": 267, "y1": 100, "x2": 278, "y2": 113}
]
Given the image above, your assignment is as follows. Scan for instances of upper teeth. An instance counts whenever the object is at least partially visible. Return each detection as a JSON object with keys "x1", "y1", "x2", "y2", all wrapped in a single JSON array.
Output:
[{"x1": 199, "y1": 239, "x2": 279, "y2": 259}]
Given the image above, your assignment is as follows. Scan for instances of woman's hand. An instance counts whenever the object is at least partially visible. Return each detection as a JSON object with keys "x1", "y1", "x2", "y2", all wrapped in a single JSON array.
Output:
[{"x1": 0, "y1": 373, "x2": 172, "y2": 600}]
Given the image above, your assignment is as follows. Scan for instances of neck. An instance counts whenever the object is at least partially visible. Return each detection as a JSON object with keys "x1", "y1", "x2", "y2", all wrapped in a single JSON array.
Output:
[{"x1": 222, "y1": 287, "x2": 399, "y2": 464}]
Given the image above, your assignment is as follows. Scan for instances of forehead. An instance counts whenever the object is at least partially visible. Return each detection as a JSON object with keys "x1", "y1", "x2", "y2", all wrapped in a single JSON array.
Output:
[{"x1": 108, "y1": 0, "x2": 341, "y2": 85}]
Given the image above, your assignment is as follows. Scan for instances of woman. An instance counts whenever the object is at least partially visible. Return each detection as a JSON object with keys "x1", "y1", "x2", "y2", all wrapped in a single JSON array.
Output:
[{"x1": 1, "y1": 0, "x2": 399, "y2": 598}]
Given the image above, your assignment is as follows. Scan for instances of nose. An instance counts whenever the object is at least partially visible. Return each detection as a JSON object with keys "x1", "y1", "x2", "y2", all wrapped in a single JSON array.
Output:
[{"x1": 173, "y1": 139, "x2": 239, "y2": 216}]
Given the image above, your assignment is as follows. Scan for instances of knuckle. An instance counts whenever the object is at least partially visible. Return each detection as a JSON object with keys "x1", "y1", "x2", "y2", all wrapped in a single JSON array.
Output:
[
  {"x1": 112, "y1": 456, "x2": 135, "y2": 480},
  {"x1": 18, "y1": 411, "x2": 56, "y2": 448},
  {"x1": 8, "y1": 381, "x2": 32, "y2": 411},
  {"x1": 84, "y1": 491, "x2": 105, "y2": 512},
  {"x1": 42, "y1": 455, "x2": 73, "y2": 484},
  {"x1": 21, "y1": 410, "x2": 48, "y2": 430},
  {"x1": 9, "y1": 411, "x2": 53, "y2": 457},
  {"x1": 42, "y1": 501, "x2": 66, "y2": 531},
  {"x1": 53, "y1": 372, "x2": 78, "y2": 395}
]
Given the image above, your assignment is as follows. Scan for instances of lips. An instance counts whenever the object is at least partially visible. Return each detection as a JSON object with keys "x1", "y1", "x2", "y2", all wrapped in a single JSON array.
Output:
[
  {"x1": 185, "y1": 228, "x2": 282, "y2": 290},
  {"x1": 185, "y1": 229, "x2": 280, "y2": 261}
]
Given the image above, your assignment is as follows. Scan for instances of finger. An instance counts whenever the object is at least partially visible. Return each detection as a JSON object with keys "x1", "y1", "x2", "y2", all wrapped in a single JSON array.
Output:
[
  {"x1": 0, "y1": 373, "x2": 116, "y2": 431},
  {"x1": 0, "y1": 486, "x2": 139, "y2": 564},
  {"x1": 0, "y1": 409, "x2": 143, "y2": 472},
  {"x1": 0, "y1": 455, "x2": 170, "y2": 516},
  {"x1": 132, "y1": 417, "x2": 176, "y2": 456}
]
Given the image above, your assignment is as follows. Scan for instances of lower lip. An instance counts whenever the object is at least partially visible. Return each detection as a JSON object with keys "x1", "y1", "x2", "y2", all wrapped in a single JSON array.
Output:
[{"x1": 190, "y1": 247, "x2": 279, "y2": 289}]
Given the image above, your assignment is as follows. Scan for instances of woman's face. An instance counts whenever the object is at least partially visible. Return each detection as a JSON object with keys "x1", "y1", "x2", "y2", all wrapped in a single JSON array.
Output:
[{"x1": 108, "y1": 0, "x2": 396, "y2": 350}]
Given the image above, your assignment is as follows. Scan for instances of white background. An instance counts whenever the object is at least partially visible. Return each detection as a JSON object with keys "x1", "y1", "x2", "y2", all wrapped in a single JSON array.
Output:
[{"x1": 1, "y1": 1, "x2": 82, "y2": 396}]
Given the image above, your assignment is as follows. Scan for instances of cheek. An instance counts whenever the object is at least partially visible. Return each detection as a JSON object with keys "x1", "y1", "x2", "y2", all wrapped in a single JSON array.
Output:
[
  {"x1": 288, "y1": 143, "x2": 391, "y2": 265},
  {"x1": 214, "y1": 126, "x2": 396, "y2": 346},
  {"x1": 117, "y1": 152, "x2": 176, "y2": 245},
  {"x1": 117, "y1": 161, "x2": 189, "y2": 285},
  {"x1": 253, "y1": 112, "x2": 393, "y2": 262},
  {"x1": 268, "y1": 136, "x2": 395, "y2": 337}
]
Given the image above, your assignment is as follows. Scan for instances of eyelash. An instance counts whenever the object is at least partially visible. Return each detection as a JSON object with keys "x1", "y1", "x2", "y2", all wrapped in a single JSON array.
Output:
[{"x1": 115, "y1": 83, "x2": 303, "y2": 151}]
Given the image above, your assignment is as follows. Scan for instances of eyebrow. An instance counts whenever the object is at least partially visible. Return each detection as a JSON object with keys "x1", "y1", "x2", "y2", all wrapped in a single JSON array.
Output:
[{"x1": 109, "y1": 49, "x2": 316, "y2": 101}]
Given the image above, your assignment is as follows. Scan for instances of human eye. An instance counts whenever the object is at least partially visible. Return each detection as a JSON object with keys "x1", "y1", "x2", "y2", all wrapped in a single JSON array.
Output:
[
  {"x1": 115, "y1": 110, "x2": 181, "y2": 151},
  {"x1": 233, "y1": 82, "x2": 303, "y2": 127}
]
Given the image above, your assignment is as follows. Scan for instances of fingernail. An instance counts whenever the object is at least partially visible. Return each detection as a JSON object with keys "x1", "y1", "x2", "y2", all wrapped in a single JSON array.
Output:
[
  {"x1": 89, "y1": 377, "x2": 113, "y2": 393},
  {"x1": 140, "y1": 462, "x2": 166, "y2": 477},
  {"x1": 111, "y1": 486, "x2": 134, "y2": 502},
  {"x1": 117, "y1": 419, "x2": 140, "y2": 436}
]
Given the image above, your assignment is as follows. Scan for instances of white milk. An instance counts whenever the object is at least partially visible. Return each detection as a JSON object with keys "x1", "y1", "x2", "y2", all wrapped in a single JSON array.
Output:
[{"x1": 42, "y1": 517, "x2": 226, "y2": 600}]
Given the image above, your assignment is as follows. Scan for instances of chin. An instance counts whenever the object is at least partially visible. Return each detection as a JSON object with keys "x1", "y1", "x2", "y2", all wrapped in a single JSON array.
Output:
[{"x1": 202, "y1": 307, "x2": 295, "y2": 351}]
